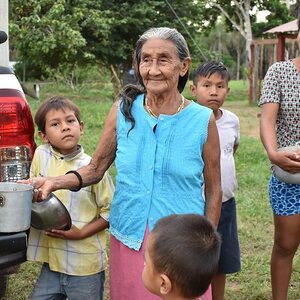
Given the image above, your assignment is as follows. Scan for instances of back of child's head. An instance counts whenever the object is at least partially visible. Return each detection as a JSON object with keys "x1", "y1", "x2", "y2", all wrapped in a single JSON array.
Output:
[
  {"x1": 35, "y1": 96, "x2": 81, "y2": 133},
  {"x1": 192, "y1": 61, "x2": 230, "y2": 85},
  {"x1": 150, "y1": 214, "x2": 221, "y2": 299}
]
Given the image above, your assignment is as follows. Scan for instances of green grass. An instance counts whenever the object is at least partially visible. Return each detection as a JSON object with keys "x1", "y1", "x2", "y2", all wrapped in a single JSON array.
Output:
[
  {"x1": 4, "y1": 80, "x2": 300, "y2": 299},
  {"x1": 227, "y1": 136, "x2": 273, "y2": 299}
]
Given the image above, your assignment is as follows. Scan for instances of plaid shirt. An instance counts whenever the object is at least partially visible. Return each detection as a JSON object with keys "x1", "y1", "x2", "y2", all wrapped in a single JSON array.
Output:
[{"x1": 27, "y1": 144, "x2": 114, "y2": 275}]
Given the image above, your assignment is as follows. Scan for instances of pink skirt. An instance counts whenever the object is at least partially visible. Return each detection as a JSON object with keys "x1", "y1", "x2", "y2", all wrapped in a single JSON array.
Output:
[{"x1": 109, "y1": 228, "x2": 212, "y2": 300}]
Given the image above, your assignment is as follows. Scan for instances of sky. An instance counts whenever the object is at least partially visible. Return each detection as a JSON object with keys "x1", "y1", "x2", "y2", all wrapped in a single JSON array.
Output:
[{"x1": 256, "y1": 10, "x2": 270, "y2": 22}]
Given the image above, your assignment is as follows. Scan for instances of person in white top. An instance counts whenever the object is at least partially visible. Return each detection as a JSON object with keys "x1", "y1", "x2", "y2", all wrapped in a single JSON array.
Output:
[{"x1": 190, "y1": 61, "x2": 241, "y2": 300}]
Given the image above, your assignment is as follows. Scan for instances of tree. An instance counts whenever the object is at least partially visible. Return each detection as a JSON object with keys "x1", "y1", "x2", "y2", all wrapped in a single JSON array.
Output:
[
  {"x1": 202, "y1": 0, "x2": 292, "y2": 64},
  {"x1": 10, "y1": 0, "x2": 88, "y2": 81},
  {"x1": 192, "y1": 23, "x2": 245, "y2": 80},
  {"x1": 252, "y1": 1, "x2": 294, "y2": 37},
  {"x1": 10, "y1": 0, "x2": 207, "y2": 92},
  {"x1": 290, "y1": 0, "x2": 300, "y2": 18}
]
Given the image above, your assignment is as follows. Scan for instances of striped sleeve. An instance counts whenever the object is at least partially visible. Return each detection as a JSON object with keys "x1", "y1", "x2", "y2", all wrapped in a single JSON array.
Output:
[{"x1": 93, "y1": 171, "x2": 114, "y2": 222}]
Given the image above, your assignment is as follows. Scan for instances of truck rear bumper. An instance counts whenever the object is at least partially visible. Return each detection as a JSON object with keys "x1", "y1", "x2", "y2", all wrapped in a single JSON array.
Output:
[{"x1": 0, "y1": 232, "x2": 27, "y2": 271}]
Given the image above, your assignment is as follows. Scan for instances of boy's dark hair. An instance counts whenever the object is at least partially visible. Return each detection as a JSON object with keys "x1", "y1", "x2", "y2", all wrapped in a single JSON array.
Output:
[
  {"x1": 150, "y1": 214, "x2": 221, "y2": 298},
  {"x1": 192, "y1": 61, "x2": 230, "y2": 85},
  {"x1": 35, "y1": 96, "x2": 81, "y2": 134}
]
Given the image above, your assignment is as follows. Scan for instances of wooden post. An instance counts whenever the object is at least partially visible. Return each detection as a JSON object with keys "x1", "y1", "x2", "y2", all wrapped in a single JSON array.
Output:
[
  {"x1": 249, "y1": 42, "x2": 255, "y2": 104},
  {"x1": 253, "y1": 45, "x2": 259, "y2": 102},
  {"x1": 277, "y1": 33, "x2": 285, "y2": 61},
  {"x1": 258, "y1": 44, "x2": 264, "y2": 100}
]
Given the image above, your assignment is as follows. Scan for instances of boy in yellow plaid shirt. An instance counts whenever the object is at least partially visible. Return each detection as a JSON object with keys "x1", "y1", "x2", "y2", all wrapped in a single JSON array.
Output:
[{"x1": 27, "y1": 96, "x2": 114, "y2": 300}]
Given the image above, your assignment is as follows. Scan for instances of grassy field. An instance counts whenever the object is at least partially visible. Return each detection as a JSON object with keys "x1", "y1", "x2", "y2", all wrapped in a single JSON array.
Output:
[{"x1": 4, "y1": 80, "x2": 300, "y2": 299}]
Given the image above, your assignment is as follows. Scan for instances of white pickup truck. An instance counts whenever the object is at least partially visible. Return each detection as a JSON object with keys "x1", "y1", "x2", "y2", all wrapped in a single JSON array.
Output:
[{"x1": 0, "y1": 31, "x2": 36, "y2": 298}]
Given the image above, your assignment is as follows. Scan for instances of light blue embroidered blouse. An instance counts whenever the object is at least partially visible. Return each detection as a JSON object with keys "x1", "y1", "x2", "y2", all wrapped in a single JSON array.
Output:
[{"x1": 109, "y1": 94, "x2": 212, "y2": 250}]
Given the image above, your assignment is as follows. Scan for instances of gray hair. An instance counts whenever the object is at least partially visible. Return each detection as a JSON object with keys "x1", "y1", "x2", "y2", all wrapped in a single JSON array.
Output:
[{"x1": 133, "y1": 27, "x2": 191, "y2": 93}]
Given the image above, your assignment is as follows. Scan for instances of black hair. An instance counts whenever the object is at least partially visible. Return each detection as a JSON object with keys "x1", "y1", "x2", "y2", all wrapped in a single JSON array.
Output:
[
  {"x1": 150, "y1": 214, "x2": 221, "y2": 298},
  {"x1": 120, "y1": 27, "x2": 191, "y2": 133},
  {"x1": 192, "y1": 61, "x2": 230, "y2": 85}
]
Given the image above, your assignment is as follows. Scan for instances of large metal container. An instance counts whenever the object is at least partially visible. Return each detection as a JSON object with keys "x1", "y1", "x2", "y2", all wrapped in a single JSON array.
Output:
[{"x1": 0, "y1": 182, "x2": 33, "y2": 233}]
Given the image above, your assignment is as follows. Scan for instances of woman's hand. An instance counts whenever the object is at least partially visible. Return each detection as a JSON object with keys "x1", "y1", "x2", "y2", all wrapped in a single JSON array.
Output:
[
  {"x1": 18, "y1": 177, "x2": 55, "y2": 201},
  {"x1": 272, "y1": 150, "x2": 300, "y2": 173},
  {"x1": 45, "y1": 225, "x2": 83, "y2": 240}
]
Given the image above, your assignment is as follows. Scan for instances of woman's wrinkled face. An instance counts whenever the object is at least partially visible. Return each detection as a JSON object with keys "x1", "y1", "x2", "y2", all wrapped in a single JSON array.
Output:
[{"x1": 139, "y1": 38, "x2": 189, "y2": 96}]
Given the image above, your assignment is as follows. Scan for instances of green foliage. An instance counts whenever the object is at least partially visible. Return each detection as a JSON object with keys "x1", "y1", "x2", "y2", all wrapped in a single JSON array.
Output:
[
  {"x1": 9, "y1": 0, "x2": 295, "y2": 90},
  {"x1": 190, "y1": 0, "x2": 293, "y2": 80},
  {"x1": 252, "y1": 1, "x2": 293, "y2": 38},
  {"x1": 202, "y1": 0, "x2": 292, "y2": 36},
  {"x1": 190, "y1": 25, "x2": 247, "y2": 82},
  {"x1": 9, "y1": 0, "x2": 207, "y2": 84},
  {"x1": 10, "y1": 0, "x2": 89, "y2": 79}
]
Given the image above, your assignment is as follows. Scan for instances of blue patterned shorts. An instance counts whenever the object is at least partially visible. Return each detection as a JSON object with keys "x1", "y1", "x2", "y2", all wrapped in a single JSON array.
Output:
[{"x1": 269, "y1": 174, "x2": 300, "y2": 216}]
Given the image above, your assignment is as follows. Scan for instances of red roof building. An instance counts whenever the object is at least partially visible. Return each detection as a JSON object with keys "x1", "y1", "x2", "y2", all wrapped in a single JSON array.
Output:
[
  {"x1": 264, "y1": 19, "x2": 298, "y2": 61},
  {"x1": 249, "y1": 19, "x2": 298, "y2": 102}
]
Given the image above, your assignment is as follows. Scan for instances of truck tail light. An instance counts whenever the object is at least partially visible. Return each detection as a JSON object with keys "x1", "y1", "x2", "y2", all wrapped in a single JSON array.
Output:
[
  {"x1": 0, "y1": 89, "x2": 36, "y2": 181},
  {"x1": 0, "y1": 146, "x2": 31, "y2": 181}
]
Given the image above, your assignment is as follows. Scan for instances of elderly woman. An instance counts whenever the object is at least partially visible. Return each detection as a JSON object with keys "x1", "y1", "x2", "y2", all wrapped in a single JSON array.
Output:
[{"x1": 28, "y1": 27, "x2": 222, "y2": 299}]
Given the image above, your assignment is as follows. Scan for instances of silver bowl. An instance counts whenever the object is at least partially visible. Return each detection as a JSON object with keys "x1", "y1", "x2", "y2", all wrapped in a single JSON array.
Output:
[
  {"x1": 273, "y1": 145, "x2": 300, "y2": 184},
  {"x1": 31, "y1": 193, "x2": 72, "y2": 231}
]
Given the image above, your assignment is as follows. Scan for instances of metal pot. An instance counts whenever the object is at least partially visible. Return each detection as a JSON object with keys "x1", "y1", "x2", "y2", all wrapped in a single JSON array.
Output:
[
  {"x1": 31, "y1": 193, "x2": 72, "y2": 231},
  {"x1": 272, "y1": 144, "x2": 300, "y2": 184},
  {"x1": 0, "y1": 182, "x2": 33, "y2": 233}
]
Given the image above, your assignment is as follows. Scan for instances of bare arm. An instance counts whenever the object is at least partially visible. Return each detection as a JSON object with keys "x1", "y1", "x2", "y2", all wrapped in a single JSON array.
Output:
[
  {"x1": 78, "y1": 101, "x2": 118, "y2": 185},
  {"x1": 260, "y1": 102, "x2": 279, "y2": 162},
  {"x1": 46, "y1": 217, "x2": 109, "y2": 240},
  {"x1": 260, "y1": 102, "x2": 300, "y2": 172},
  {"x1": 28, "y1": 101, "x2": 118, "y2": 199},
  {"x1": 203, "y1": 115, "x2": 222, "y2": 226}
]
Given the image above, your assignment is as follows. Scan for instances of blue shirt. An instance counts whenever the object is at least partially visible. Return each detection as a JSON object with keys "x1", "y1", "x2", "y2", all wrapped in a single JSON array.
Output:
[{"x1": 109, "y1": 94, "x2": 212, "y2": 250}]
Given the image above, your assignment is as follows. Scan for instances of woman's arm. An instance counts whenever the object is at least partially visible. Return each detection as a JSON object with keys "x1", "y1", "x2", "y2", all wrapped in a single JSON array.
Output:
[
  {"x1": 80, "y1": 101, "x2": 118, "y2": 185},
  {"x1": 260, "y1": 102, "x2": 279, "y2": 162},
  {"x1": 203, "y1": 115, "x2": 222, "y2": 226},
  {"x1": 28, "y1": 101, "x2": 118, "y2": 200}
]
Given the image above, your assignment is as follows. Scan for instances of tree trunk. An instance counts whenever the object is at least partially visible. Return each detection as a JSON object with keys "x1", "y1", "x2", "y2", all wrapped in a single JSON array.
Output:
[
  {"x1": 217, "y1": 29, "x2": 222, "y2": 59},
  {"x1": 110, "y1": 64, "x2": 122, "y2": 99},
  {"x1": 236, "y1": 49, "x2": 240, "y2": 80},
  {"x1": 243, "y1": 0, "x2": 252, "y2": 65},
  {"x1": 211, "y1": 0, "x2": 253, "y2": 66}
]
